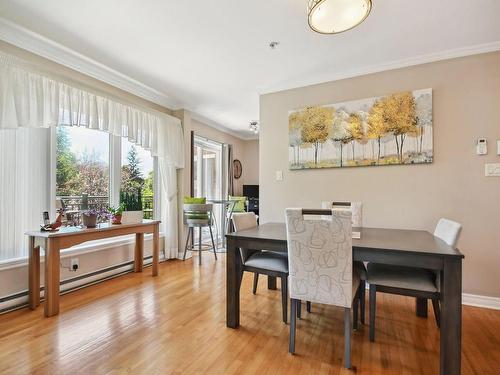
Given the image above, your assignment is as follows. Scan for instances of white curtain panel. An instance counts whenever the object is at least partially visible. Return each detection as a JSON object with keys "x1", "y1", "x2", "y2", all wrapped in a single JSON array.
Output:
[
  {"x1": 0, "y1": 52, "x2": 184, "y2": 260},
  {"x1": 0, "y1": 128, "x2": 50, "y2": 261}
]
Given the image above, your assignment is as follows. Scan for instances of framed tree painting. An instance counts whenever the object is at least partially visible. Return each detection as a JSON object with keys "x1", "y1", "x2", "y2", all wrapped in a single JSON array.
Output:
[{"x1": 288, "y1": 89, "x2": 433, "y2": 169}]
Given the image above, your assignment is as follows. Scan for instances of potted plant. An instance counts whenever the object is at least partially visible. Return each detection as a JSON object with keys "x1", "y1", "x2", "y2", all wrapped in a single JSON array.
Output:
[
  {"x1": 108, "y1": 203, "x2": 125, "y2": 224},
  {"x1": 120, "y1": 190, "x2": 144, "y2": 224},
  {"x1": 82, "y1": 209, "x2": 99, "y2": 228}
]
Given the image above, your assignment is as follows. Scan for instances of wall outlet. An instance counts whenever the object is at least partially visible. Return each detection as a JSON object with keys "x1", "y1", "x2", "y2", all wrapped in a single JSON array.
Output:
[
  {"x1": 70, "y1": 258, "x2": 79, "y2": 271},
  {"x1": 485, "y1": 163, "x2": 500, "y2": 177}
]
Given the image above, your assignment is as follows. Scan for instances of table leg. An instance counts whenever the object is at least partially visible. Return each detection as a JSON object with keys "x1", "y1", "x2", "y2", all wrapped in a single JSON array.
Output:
[
  {"x1": 152, "y1": 225, "x2": 159, "y2": 276},
  {"x1": 416, "y1": 297, "x2": 428, "y2": 317},
  {"x1": 44, "y1": 238, "x2": 60, "y2": 317},
  {"x1": 268, "y1": 276, "x2": 277, "y2": 290},
  {"x1": 226, "y1": 237, "x2": 242, "y2": 328},
  {"x1": 440, "y1": 258, "x2": 462, "y2": 375},
  {"x1": 28, "y1": 236, "x2": 40, "y2": 309},
  {"x1": 134, "y1": 233, "x2": 144, "y2": 272}
]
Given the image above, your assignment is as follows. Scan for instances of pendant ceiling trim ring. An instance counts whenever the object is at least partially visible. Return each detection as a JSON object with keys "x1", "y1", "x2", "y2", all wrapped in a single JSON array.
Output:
[{"x1": 307, "y1": 0, "x2": 372, "y2": 35}]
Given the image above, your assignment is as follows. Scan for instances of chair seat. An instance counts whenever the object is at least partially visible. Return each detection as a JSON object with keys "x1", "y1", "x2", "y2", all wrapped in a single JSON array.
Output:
[
  {"x1": 354, "y1": 261, "x2": 366, "y2": 281},
  {"x1": 244, "y1": 251, "x2": 288, "y2": 273},
  {"x1": 367, "y1": 263, "x2": 438, "y2": 293}
]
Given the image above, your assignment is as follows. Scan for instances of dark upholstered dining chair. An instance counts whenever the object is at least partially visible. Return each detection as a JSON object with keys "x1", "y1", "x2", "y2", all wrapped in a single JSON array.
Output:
[
  {"x1": 232, "y1": 212, "x2": 289, "y2": 323},
  {"x1": 367, "y1": 218, "x2": 462, "y2": 341}
]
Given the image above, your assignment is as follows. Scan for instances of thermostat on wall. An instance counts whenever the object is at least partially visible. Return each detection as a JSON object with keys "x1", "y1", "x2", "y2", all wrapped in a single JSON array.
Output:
[{"x1": 476, "y1": 139, "x2": 487, "y2": 155}]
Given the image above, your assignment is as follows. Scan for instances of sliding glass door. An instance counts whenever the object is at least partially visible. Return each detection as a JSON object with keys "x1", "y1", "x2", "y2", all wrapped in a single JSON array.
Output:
[
  {"x1": 193, "y1": 137, "x2": 222, "y2": 200},
  {"x1": 193, "y1": 136, "x2": 224, "y2": 245}
]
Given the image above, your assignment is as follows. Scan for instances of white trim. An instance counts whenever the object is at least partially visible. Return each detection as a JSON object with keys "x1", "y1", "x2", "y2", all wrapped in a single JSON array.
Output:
[
  {"x1": 261, "y1": 41, "x2": 500, "y2": 94},
  {"x1": 191, "y1": 112, "x2": 258, "y2": 141},
  {"x1": 0, "y1": 17, "x2": 179, "y2": 110},
  {"x1": 462, "y1": 293, "x2": 500, "y2": 310}
]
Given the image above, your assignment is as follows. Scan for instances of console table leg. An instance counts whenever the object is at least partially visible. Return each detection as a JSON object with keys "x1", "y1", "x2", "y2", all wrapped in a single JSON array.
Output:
[
  {"x1": 152, "y1": 225, "x2": 159, "y2": 276},
  {"x1": 28, "y1": 236, "x2": 40, "y2": 309},
  {"x1": 44, "y1": 238, "x2": 60, "y2": 317},
  {"x1": 134, "y1": 233, "x2": 144, "y2": 272}
]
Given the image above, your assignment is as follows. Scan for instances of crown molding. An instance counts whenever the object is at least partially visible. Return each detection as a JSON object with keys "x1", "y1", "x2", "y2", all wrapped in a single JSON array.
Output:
[
  {"x1": 261, "y1": 41, "x2": 500, "y2": 94},
  {"x1": 191, "y1": 112, "x2": 258, "y2": 141},
  {"x1": 0, "y1": 17, "x2": 180, "y2": 109}
]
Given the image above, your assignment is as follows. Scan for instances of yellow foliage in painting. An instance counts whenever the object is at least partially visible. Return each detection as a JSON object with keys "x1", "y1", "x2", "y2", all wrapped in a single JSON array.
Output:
[
  {"x1": 298, "y1": 106, "x2": 334, "y2": 144},
  {"x1": 290, "y1": 106, "x2": 334, "y2": 166},
  {"x1": 383, "y1": 92, "x2": 418, "y2": 136},
  {"x1": 348, "y1": 113, "x2": 364, "y2": 141}
]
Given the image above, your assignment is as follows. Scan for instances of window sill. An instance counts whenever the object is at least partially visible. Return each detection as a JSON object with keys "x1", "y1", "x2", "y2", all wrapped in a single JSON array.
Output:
[{"x1": 0, "y1": 232, "x2": 165, "y2": 271}]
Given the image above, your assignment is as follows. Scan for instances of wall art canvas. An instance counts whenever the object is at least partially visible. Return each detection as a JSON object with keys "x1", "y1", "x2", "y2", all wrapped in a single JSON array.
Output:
[{"x1": 288, "y1": 88, "x2": 433, "y2": 169}]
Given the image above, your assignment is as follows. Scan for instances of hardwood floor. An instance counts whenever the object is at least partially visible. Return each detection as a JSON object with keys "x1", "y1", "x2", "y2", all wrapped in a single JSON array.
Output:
[{"x1": 0, "y1": 254, "x2": 499, "y2": 375}]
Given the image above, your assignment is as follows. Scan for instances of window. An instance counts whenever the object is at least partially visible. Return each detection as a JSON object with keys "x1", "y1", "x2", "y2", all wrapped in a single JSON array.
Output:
[
  {"x1": 56, "y1": 126, "x2": 110, "y2": 212},
  {"x1": 55, "y1": 126, "x2": 157, "y2": 221},
  {"x1": 121, "y1": 139, "x2": 155, "y2": 219}
]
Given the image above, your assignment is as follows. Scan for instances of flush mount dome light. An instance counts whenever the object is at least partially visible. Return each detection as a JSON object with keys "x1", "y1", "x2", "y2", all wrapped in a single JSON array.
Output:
[{"x1": 308, "y1": 0, "x2": 372, "y2": 34}]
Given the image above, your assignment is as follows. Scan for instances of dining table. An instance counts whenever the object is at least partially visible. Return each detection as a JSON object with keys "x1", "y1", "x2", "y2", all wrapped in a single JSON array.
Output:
[{"x1": 225, "y1": 222, "x2": 464, "y2": 375}]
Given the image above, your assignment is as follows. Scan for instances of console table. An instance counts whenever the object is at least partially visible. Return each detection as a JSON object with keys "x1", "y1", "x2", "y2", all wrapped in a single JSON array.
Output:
[{"x1": 25, "y1": 220, "x2": 160, "y2": 317}]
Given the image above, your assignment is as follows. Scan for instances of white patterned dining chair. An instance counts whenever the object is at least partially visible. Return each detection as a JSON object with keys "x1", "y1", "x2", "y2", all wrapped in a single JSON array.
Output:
[
  {"x1": 321, "y1": 201, "x2": 367, "y2": 324},
  {"x1": 321, "y1": 201, "x2": 363, "y2": 227},
  {"x1": 285, "y1": 208, "x2": 361, "y2": 369}
]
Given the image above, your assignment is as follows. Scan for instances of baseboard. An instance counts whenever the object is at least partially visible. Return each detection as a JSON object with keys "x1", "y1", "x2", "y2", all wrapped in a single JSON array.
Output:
[
  {"x1": 364, "y1": 283, "x2": 499, "y2": 310},
  {"x1": 0, "y1": 256, "x2": 160, "y2": 313},
  {"x1": 462, "y1": 293, "x2": 500, "y2": 310}
]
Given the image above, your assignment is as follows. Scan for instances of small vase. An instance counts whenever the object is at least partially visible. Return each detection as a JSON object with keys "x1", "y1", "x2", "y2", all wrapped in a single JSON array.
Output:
[
  {"x1": 112, "y1": 214, "x2": 122, "y2": 225},
  {"x1": 82, "y1": 213, "x2": 98, "y2": 228}
]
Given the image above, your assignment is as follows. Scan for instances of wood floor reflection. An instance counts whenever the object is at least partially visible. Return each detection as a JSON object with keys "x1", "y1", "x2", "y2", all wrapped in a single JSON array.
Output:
[{"x1": 0, "y1": 255, "x2": 498, "y2": 374}]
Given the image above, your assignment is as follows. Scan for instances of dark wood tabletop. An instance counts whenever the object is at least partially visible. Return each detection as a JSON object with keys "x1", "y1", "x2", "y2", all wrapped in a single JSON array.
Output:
[
  {"x1": 226, "y1": 222, "x2": 463, "y2": 258},
  {"x1": 226, "y1": 221, "x2": 464, "y2": 375}
]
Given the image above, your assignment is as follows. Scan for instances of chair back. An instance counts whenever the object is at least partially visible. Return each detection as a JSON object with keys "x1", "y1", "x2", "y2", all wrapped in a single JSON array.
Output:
[
  {"x1": 434, "y1": 218, "x2": 461, "y2": 248},
  {"x1": 285, "y1": 208, "x2": 354, "y2": 308},
  {"x1": 232, "y1": 212, "x2": 257, "y2": 231},
  {"x1": 183, "y1": 203, "x2": 213, "y2": 226},
  {"x1": 232, "y1": 212, "x2": 259, "y2": 262},
  {"x1": 321, "y1": 201, "x2": 363, "y2": 227}
]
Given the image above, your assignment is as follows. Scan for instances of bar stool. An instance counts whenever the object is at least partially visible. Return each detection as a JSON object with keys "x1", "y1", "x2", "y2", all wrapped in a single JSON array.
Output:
[{"x1": 182, "y1": 203, "x2": 217, "y2": 265}]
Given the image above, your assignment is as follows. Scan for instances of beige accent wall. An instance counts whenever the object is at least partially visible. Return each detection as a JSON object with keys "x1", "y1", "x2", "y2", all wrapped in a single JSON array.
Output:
[
  {"x1": 260, "y1": 52, "x2": 500, "y2": 297},
  {"x1": 242, "y1": 139, "x2": 259, "y2": 186}
]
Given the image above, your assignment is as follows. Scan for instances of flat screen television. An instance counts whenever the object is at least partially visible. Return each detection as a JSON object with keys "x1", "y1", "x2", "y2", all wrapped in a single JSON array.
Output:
[{"x1": 243, "y1": 184, "x2": 259, "y2": 199}]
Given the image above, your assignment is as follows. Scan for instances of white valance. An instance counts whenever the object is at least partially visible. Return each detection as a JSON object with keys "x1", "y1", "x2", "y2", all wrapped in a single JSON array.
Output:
[{"x1": 0, "y1": 52, "x2": 184, "y2": 169}]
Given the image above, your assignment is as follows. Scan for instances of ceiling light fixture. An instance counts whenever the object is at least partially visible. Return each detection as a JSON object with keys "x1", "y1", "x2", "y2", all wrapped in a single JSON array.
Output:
[
  {"x1": 249, "y1": 121, "x2": 259, "y2": 134},
  {"x1": 307, "y1": 0, "x2": 372, "y2": 34}
]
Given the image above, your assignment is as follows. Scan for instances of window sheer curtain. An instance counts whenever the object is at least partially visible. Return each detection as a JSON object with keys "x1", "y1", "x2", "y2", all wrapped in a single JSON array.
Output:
[
  {"x1": 0, "y1": 52, "x2": 184, "y2": 261},
  {"x1": 0, "y1": 128, "x2": 50, "y2": 261}
]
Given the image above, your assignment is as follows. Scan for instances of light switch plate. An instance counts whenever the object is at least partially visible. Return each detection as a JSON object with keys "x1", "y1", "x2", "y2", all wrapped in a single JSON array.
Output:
[
  {"x1": 485, "y1": 163, "x2": 500, "y2": 177},
  {"x1": 497, "y1": 140, "x2": 500, "y2": 155},
  {"x1": 276, "y1": 170, "x2": 283, "y2": 181}
]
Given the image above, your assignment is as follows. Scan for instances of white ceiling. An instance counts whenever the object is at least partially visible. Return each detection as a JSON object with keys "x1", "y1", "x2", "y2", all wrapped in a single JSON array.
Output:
[{"x1": 1, "y1": 0, "x2": 499, "y2": 138}]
